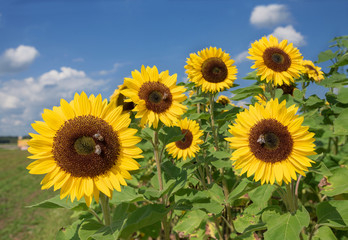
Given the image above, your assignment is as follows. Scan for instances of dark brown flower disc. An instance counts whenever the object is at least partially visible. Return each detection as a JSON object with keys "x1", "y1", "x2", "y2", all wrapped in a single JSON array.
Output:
[
  {"x1": 263, "y1": 47, "x2": 291, "y2": 72},
  {"x1": 175, "y1": 129, "x2": 193, "y2": 149},
  {"x1": 277, "y1": 84, "x2": 295, "y2": 95},
  {"x1": 248, "y1": 119, "x2": 293, "y2": 163},
  {"x1": 52, "y1": 115, "x2": 120, "y2": 178},
  {"x1": 304, "y1": 64, "x2": 319, "y2": 76},
  {"x1": 201, "y1": 57, "x2": 228, "y2": 83},
  {"x1": 138, "y1": 82, "x2": 173, "y2": 113},
  {"x1": 116, "y1": 93, "x2": 135, "y2": 111}
]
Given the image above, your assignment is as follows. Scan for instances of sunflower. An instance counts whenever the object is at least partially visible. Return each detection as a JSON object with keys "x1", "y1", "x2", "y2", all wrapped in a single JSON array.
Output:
[
  {"x1": 166, "y1": 118, "x2": 203, "y2": 160},
  {"x1": 217, "y1": 95, "x2": 231, "y2": 106},
  {"x1": 185, "y1": 47, "x2": 238, "y2": 93},
  {"x1": 225, "y1": 99, "x2": 316, "y2": 185},
  {"x1": 301, "y1": 60, "x2": 324, "y2": 82},
  {"x1": 27, "y1": 92, "x2": 143, "y2": 206},
  {"x1": 121, "y1": 66, "x2": 187, "y2": 128},
  {"x1": 110, "y1": 84, "x2": 135, "y2": 112},
  {"x1": 248, "y1": 35, "x2": 304, "y2": 86},
  {"x1": 277, "y1": 83, "x2": 296, "y2": 96}
]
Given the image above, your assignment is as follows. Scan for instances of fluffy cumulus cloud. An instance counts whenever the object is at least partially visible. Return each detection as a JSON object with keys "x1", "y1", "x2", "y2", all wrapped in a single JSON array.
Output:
[
  {"x1": 269, "y1": 25, "x2": 306, "y2": 47},
  {"x1": 233, "y1": 51, "x2": 249, "y2": 64},
  {"x1": 0, "y1": 67, "x2": 106, "y2": 135},
  {"x1": 250, "y1": 4, "x2": 291, "y2": 28},
  {"x1": 0, "y1": 45, "x2": 39, "y2": 74}
]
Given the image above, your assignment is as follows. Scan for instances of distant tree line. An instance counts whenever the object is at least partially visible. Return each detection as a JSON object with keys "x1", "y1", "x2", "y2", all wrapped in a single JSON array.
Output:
[{"x1": 0, "y1": 136, "x2": 31, "y2": 144}]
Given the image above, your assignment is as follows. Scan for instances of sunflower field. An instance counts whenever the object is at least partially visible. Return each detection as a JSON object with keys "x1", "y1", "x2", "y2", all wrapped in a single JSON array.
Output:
[{"x1": 27, "y1": 35, "x2": 348, "y2": 239}]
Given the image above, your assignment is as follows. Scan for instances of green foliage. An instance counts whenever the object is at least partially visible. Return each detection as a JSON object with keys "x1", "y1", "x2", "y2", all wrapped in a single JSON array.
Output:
[
  {"x1": 263, "y1": 206, "x2": 310, "y2": 240},
  {"x1": 317, "y1": 200, "x2": 348, "y2": 229},
  {"x1": 321, "y1": 167, "x2": 348, "y2": 197}
]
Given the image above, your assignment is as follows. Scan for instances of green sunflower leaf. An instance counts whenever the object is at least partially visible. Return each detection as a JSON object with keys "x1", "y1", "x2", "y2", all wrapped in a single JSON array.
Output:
[
  {"x1": 337, "y1": 88, "x2": 348, "y2": 104},
  {"x1": 333, "y1": 109, "x2": 348, "y2": 135},
  {"x1": 139, "y1": 127, "x2": 154, "y2": 142},
  {"x1": 173, "y1": 209, "x2": 207, "y2": 235},
  {"x1": 228, "y1": 178, "x2": 257, "y2": 203},
  {"x1": 248, "y1": 184, "x2": 276, "y2": 204},
  {"x1": 321, "y1": 167, "x2": 348, "y2": 196},
  {"x1": 110, "y1": 187, "x2": 145, "y2": 204},
  {"x1": 27, "y1": 194, "x2": 88, "y2": 211},
  {"x1": 231, "y1": 85, "x2": 263, "y2": 101},
  {"x1": 78, "y1": 219, "x2": 104, "y2": 240},
  {"x1": 120, "y1": 204, "x2": 170, "y2": 238},
  {"x1": 334, "y1": 52, "x2": 348, "y2": 67},
  {"x1": 313, "y1": 226, "x2": 337, "y2": 240},
  {"x1": 56, "y1": 220, "x2": 82, "y2": 240},
  {"x1": 317, "y1": 200, "x2": 348, "y2": 229},
  {"x1": 263, "y1": 206, "x2": 310, "y2": 240},
  {"x1": 317, "y1": 50, "x2": 337, "y2": 63}
]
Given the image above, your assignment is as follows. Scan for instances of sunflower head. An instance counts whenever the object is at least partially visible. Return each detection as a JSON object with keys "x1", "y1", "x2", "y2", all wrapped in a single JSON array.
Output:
[
  {"x1": 121, "y1": 66, "x2": 187, "y2": 129},
  {"x1": 166, "y1": 118, "x2": 204, "y2": 160},
  {"x1": 185, "y1": 47, "x2": 238, "y2": 93},
  {"x1": 301, "y1": 60, "x2": 324, "y2": 82},
  {"x1": 225, "y1": 99, "x2": 316, "y2": 185},
  {"x1": 110, "y1": 84, "x2": 135, "y2": 112},
  {"x1": 277, "y1": 83, "x2": 296, "y2": 96},
  {"x1": 27, "y1": 92, "x2": 143, "y2": 206},
  {"x1": 248, "y1": 35, "x2": 304, "y2": 86},
  {"x1": 217, "y1": 95, "x2": 231, "y2": 106}
]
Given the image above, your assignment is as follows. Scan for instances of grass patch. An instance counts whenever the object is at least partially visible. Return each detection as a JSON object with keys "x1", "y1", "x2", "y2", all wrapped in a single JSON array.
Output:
[{"x1": 0, "y1": 147, "x2": 73, "y2": 240}]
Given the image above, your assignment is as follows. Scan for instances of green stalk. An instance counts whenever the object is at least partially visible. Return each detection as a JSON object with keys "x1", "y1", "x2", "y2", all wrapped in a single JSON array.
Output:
[
  {"x1": 89, "y1": 208, "x2": 103, "y2": 225},
  {"x1": 285, "y1": 183, "x2": 297, "y2": 214},
  {"x1": 198, "y1": 165, "x2": 207, "y2": 189},
  {"x1": 266, "y1": 81, "x2": 275, "y2": 99},
  {"x1": 100, "y1": 193, "x2": 111, "y2": 226},
  {"x1": 153, "y1": 128, "x2": 170, "y2": 239},
  {"x1": 154, "y1": 130, "x2": 164, "y2": 192},
  {"x1": 209, "y1": 93, "x2": 234, "y2": 234},
  {"x1": 209, "y1": 94, "x2": 219, "y2": 150}
]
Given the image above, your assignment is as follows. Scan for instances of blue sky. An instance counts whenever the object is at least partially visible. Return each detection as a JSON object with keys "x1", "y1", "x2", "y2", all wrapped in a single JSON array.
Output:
[{"x1": 0, "y1": 0, "x2": 347, "y2": 136}]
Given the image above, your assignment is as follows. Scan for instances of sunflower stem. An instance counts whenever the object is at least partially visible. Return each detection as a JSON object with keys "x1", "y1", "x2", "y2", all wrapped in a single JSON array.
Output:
[
  {"x1": 209, "y1": 93, "x2": 233, "y2": 234},
  {"x1": 89, "y1": 208, "x2": 103, "y2": 225},
  {"x1": 198, "y1": 165, "x2": 208, "y2": 189},
  {"x1": 154, "y1": 130, "x2": 164, "y2": 192},
  {"x1": 100, "y1": 193, "x2": 111, "y2": 226},
  {"x1": 285, "y1": 183, "x2": 297, "y2": 214},
  {"x1": 266, "y1": 81, "x2": 276, "y2": 99},
  {"x1": 209, "y1": 93, "x2": 219, "y2": 151},
  {"x1": 153, "y1": 129, "x2": 171, "y2": 239}
]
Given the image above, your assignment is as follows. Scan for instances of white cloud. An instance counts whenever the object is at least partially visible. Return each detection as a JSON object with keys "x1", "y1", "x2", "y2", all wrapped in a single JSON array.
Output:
[
  {"x1": 0, "y1": 45, "x2": 39, "y2": 74},
  {"x1": 0, "y1": 67, "x2": 106, "y2": 135},
  {"x1": 233, "y1": 51, "x2": 249, "y2": 64},
  {"x1": 73, "y1": 57, "x2": 85, "y2": 62},
  {"x1": 250, "y1": 4, "x2": 291, "y2": 28},
  {"x1": 99, "y1": 63, "x2": 122, "y2": 75},
  {"x1": 269, "y1": 25, "x2": 306, "y2": 47}
]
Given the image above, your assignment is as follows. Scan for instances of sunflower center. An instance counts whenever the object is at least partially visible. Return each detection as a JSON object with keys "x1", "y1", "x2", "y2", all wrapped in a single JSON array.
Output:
[
  {"x1": 277, "y1": 84, "x2": 295, "y2": 95},
  {"x1": 218, "y1": 97, "x2": 230, "y2": 106},
  {"x1": 149, "y1": 91, "x2": 163, "y2": 103},
  {"x1": 52, "y1": 115, "x2": 120, "y2": 178},
  {"x1": 116, "y1": 93, "x2": 135, "y2": 112},
  {"x1": 201, "y1": 57, "x2": 228, "y2": 83},
  {"x1": 263, "y1": 47, "x2": 291, "y2": 72},
  {"x1": 258, "y1": 132, "x2": 279, "y2": 149},
  {"x1": 304, "y1": 64, "x2": 319, "y2": 75},
  {"x1": 175, "y1": 129, "x2": 193, "y2": 149},
  {"x1": 249, "y1": 119, "x2": 293, "y2": 163},
  {"x1": 74, "y1": 136, "x2": 96, "y2": 155},
  {"x1": 138, "y1": 82, "x2": 172, "y2": 113}
]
